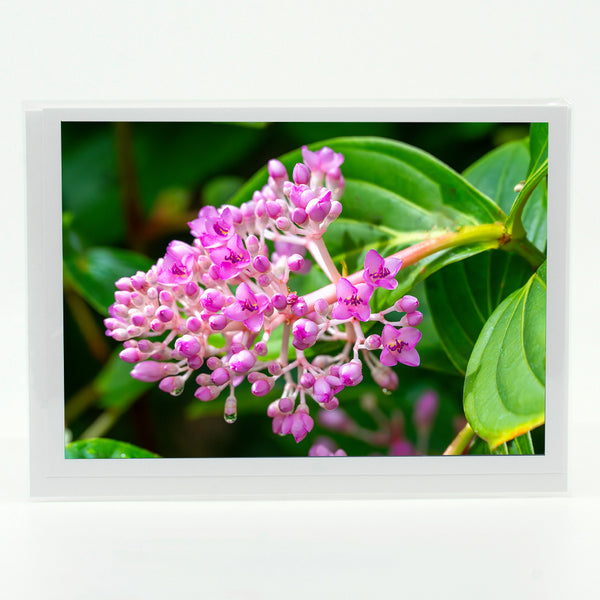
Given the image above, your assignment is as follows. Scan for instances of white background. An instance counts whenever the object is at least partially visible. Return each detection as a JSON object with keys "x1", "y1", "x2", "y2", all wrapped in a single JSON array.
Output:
[{"x1": 1, "y1": 1, "x2": 598, "y2": 598}]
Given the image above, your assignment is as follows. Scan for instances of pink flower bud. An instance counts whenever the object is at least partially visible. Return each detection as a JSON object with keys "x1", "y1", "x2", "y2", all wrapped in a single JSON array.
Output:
[
  {"x1": 271, "y1": 293, "x2": 287, "y2": 311},
  {"x1": 245, "y1": 234, "x2": 259, "y2": 255},
  {"x1": 400, "y1": 311, "x2": 423, "y2": 327},
  {"x1": 275, "y1": 216, "x2": 291, "y2": 230},
  {"x1": 150, "y1": 319, "x2": 165, "y2": 333},
  {"x1": 186, "y1": 317, "x2": 202, "y2": 332},
  {"x1": 287, "y1": 254, "x2": 305, "y2": 272},
  {"x1": 318, "y1": 408, "x2": 351, "y2": 431},
  {"x1": 253, "y1": 255, "x2": 271, "y2": 273},
  {"x1": 115, "y1": 277, "x2": 133, "y2": 291},
  {"x1": 372, "y1": 366, "x2": 399, "y2": 392},
  {"x1": 268, "y1": 361, "x2": 281, "y2": 376},
  {"x1": 114, "y1": 291, "x2": 131, "y2": 305},
  {"x1": 211, "y1": 367, "x2": 230, "y2": 386},
  {"x1": 159, "y1": 290, "x2": 173, "y2": 304},
  {"x1": 206, "y1": 357, "x2": 221, "y2": 370},
  {"x1": 156, "y1": 306, "x2": 174, "y2": 323},
  {"x1": 258, "y1": 274, "x2": 271, "y2": 287},
  {"x1": 268, "y1": 159, "x2": 288, "y2": 180},
  {"x1": 209, "y1": 314, "x2": 227, "y2": 331},
  {"x1": 184, "y1": 281, "x2": 199, "y2": 297},
  {"x1": 266, "y1": 200, "x2": 282, "y2": 219},
  {"x1": 396, "y1": 295, "x2": 419, "y2": 313},
  {"x1": 291, "y1": 208, "x2": 308, "y2": 225},
  {"x1": 413, "y1": 390, "x2": 439, "y2": 430},
  {"x1": 229, "y1": 350, "x2": 256, "y2": 374},
  {"x1": 131, "y1": 361, "x2": 178, "y2": 382},
  {"x1": 300, "y1": 373, "x2": 315, "y2": 388},
  {"x1": 293, "y1": 163, "x2": 310, "y2": 185},
  {"x1": 278, "y1": 397, "x2": 294, "y2": 413},
  {"x1": 194, "y1": 385, "x2": 219, "y2": 402},
  {"x1": 314, "y1": 298, "x2": 329, "y2": 315},
  {"x1": 119, "y1": 348, "x2": 141, "y2": 363},
  {"x1": 365, "y1": 334, "x2": 381, "y2": 349},
  {"x1": 329, "y1": 200, "x2": 343, "y2": 220},
  {"x1": 291, "y1": 298, "x2": 308, "y2": 317},
  {"x1": 175, "y1": 335, "x2": 201, "y2": 358},
  {"x1": 254, "y1": 341, "x2": 268, "y2": 356},
  {"x1": 306, "y1": 191, "x2": 332, "y2": 222},
  {"x1": 251, "y1": 379, "x2": 273, "y2": 396},
  {"x1": 159, "y1": 376, "x2": 186, "y2": 396},
  {"x1": 339, "y1": 360, "x2": 363, "y2": 387}
]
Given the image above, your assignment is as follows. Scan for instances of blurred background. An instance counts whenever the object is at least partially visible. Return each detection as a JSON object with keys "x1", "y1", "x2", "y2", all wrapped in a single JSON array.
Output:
[{"x1": 62, "y1": 121, "x2": 535, "y2": 458}]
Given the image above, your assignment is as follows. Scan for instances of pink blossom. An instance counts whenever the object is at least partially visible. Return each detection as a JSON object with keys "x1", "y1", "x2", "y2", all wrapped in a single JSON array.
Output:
[
  {"x1": 331, "y1": 278, "x2": 373, "y2": 321},
  {"x1": 380, "y1": 325, "x2": 421, "y2": 367},
  {"x1": 209, "y1": 235, "x2": 251, "y2": 280},
  {"x1": 157, "y1": 240, "x2": 197, "y2": 285},
  {"x1": 223, "y1": 282, "x2": 271, "y2": 332},
  {"x1": 363, "y1": 249, "x2": 403, "y2": 290},
  {"x1": 301, "y1": 146, "x2": 344, "y2": 174}
]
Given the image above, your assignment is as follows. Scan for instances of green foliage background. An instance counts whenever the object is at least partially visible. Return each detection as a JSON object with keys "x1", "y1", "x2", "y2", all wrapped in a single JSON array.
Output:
[{"x1": 62, "y1": 121, "x2": 545, "y2": 458}]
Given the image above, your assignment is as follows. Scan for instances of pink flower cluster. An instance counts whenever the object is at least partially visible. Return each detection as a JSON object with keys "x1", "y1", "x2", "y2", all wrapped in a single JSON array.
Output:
[{"x1": 105, "y1": 146, "x2": 423, "y2": 446}]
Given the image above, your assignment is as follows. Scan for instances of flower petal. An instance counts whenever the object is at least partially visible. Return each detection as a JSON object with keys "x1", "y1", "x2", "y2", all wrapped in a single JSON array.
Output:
[{"x1": 397, "y1": 348, "x2": 420, "y2": 367}]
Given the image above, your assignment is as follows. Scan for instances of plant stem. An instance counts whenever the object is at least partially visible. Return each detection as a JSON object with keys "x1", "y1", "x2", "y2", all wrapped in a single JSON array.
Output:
[
  {"x1": 115, "y1": 122, "x2": 145, "y2": 253},
  {"x1": 307, "y1": 237, "x2": 342, "y2": 283},
  {"x1": 443, "y1": 422, "x2": 475, "y2": 455},
  {"x1": 303, "y1": 223, "x2": 505, "y2": 311}
]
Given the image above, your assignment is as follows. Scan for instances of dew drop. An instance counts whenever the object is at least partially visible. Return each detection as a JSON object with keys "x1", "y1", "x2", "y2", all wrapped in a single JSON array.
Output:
[
  {"x1": 382, "y1": 388, "x2": 392, "y2": 396},
  {"x1": 224, "y1": 412, "x2": 237, "y2": 424}
]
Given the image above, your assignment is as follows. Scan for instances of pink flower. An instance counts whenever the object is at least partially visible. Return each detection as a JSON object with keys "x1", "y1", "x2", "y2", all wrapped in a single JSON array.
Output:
[
  {"x1": 331, "y1": 278, "x2": 373, "y2": 322},
  {"x1": 380, "y1": 325, "x2": 421, "y2": 367},
  {"x1": 209, "y1": 235, "x2": 251, "y2": 280},
  {"x1": 197, "y1": 207, "x2": 236, "y2": 249},
  {"x1": 223, "y1": 282, "x2": 270, "y2": 332},
  {"x1": 301, "y1": 146, "x2": 344, "y2": 174},
  {"x1": 281, "y1": 406, "x2": 314, "y2": 443},
  {"x1": 363, "y1": 249, "x2": 403, "y2": 290},
  {"x1": 157, "y1": 241, "x2": 197, "y2": 285}
]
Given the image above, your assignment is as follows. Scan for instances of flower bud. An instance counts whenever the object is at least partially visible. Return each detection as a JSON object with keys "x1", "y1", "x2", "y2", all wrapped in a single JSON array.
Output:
[
  {"x1": 131, "y1": 361, "x2": 178, "y2": 382},
  {"x1": 400, "y1": 311, "x2": 423, "y2": 327},
  {"x1": 210, "y1": 367, "x2": 230, "y2": 386},
  {"x1": 268, "y1": 159, "x2": 288, "y2": 181},
  {"x1": 174, "y1": 335, "x2": 201, "y2": 358},
  {"x1": 413, "y1": 390, "x2": 439, "y2": 430},
  {"x1": 194, "y1": 385, "x2": 219, "y2": 402},
  {"x1": 288, "y1": 254, "x2": 305, "y2": 272},
  {"x1": 271, "y1": 293, "x2": 288, "y2": 311},
  {"x1": 119, "y1": 348, "x2": 141, "y2": 363},
  {"x1": 186, "y1": 317, "x2": 202, "y2": 332},
  {"x1": 229, "y1": 350, "x2": 256, "y2": 374},
  {"x1": 339, "y1": 360, "x2": 363, "y2": 387},
  {"x1": 251, "y1": 379, "x2": 273, "y2": 397},
  {"x1": 253, "y1": 255, "x2": 271, "y2": 273},
  {"x1": 396, "y1": 295, "x2": 419, "y2": 313},
  {"x1": 209, "y1": 314, "x2": 227, "y2": 331},
  {"x1": 293, "y1": 163, "x2": 310, "y2": 185},
  {"x1": 365, "y1": 334, "x2": 381, "y2": 349},
  {"x1": 159, "y1": 376, "x2": 186, "y2": 396},
  {"x1": 278, "y1": 397, "x2": 294, "y2": 413},
  {"x1": 291, "y1": 208, "x2": 308, "y2": 225}
]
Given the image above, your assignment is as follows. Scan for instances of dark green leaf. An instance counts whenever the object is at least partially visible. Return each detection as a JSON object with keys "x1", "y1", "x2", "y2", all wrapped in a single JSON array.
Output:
[
  {"x1": 64, "y1": 247, "x2": 153, "y2": 315},
  {"x1": 464, "y1": 138, "x2": 547, "y2": 251},
  {"x1": 508, "y1": 432, "x2": 535, "y2": 455},
  {"x1": 468, "y1": 436, "x2": 492, "y2": 455},
  {"x1": 95, "y1": 350, "x2": 152, "y2": 409},
  {"x1": 230, "y1": 136, "x2": 507, "y2": 310},
  {"x1": 528, "y1": 123, "x2": 549, "y2": 176},
  {"x1": 463, "y1": 262, "x2": 546, "y2": 449},
  {"x1": 425, "y1": 250, "x2": 531, "y2": 374},
  {"x1": 62, "y1": 124, "x2": 124, "y2": 246},
  {"x1": 65, "y1": 438, "x2": 159, "y2": 458}
]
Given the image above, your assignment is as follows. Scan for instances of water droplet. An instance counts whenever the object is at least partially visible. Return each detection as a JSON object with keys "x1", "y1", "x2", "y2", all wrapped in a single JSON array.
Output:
[
  {"x1": 224, "y1": 412, "x2": 237, "y2": 424},
  {"x1": 382, "y1": 388, "x2": 392, "y2": 396}
]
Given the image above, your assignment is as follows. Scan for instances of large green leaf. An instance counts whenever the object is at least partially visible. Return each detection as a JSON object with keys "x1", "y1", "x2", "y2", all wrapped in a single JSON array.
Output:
[
  {"x1": 65, "y1": 438, "x2": 159, "y2": 458},
  {"x1": 464, "y1": 139, "x2": 547, "y2": 251},
  {"x1": 528, "y1": 123, "x2": 549, "y2": 176},
  {"x1": 230, "y1": 136, "x2": 507, "y2": 307},
  {"x1": 425, "y1": 251, "x2": 531, "y2": 374},
  {"x1": 463, "y1": 262, "x2": 546, "y2": 448},
  {"x1": 64, "y1": 247, "x2": 153, "y2": 315}
]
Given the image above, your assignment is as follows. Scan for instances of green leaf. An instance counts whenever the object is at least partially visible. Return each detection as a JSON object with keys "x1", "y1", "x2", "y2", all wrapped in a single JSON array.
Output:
[
  {"x1": 463, "y1": 262, "x2": 546, "y2": 449},
  {"x1": 464, "y1": 138, "x2": 547, "y2": 251},
  {"x1": 62, "y1": 124, "x2": 125, "y2": 246},
  {"x1": 508, "y1": 432, "x2": 535, "y2": 455},
  {"x1": 65, "y1": 438, "x2": 159, "y2": 458},
  {"x1": 230, "y1": 136, "x2": 507, "y2": 307},
  {"x1": 95, "y1": 350, "x2": 152, "y2": 409},
  {"x1": 425, "y1": 250, "x2": 531, "y2": 374},
  {"x1": 528, "y1": 123, "x2": 549, "y2": 176},
  {"x1": 64, "y1": 247, "x2": 153, "y2": 315}
]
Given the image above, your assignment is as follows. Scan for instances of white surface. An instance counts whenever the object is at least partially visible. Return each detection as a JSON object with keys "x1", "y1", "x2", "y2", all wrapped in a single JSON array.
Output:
[{"x1": 1, "y1": 1, "x2": 599, "y2": 598}]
